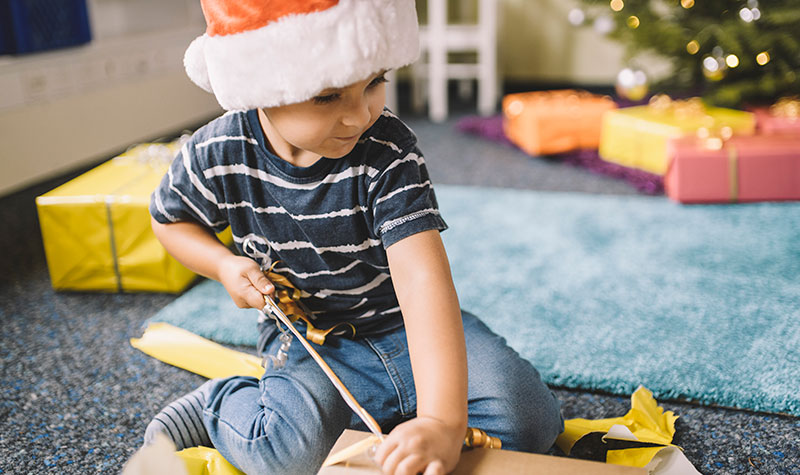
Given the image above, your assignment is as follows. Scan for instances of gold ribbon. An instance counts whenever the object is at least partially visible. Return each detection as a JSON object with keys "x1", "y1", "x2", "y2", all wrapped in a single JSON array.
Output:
[
  {"x1": 648, "y1": 94, "x2": 708, "y2": 120},
  {"x1": 727, "y1": 145, "x2": 739, "y2": 203},
  {"x1": 770, "y1": 96, "x2": 800, "y2": 120},
  {"x1": 696, "y1": 127, "x2": 739, "y2": 203},
  {"x1": 464, "y1": 427, "x2": 502, "y2": 449},
  {"x1": 264, "y1": 264, "x2": 355, "y2": 345}
]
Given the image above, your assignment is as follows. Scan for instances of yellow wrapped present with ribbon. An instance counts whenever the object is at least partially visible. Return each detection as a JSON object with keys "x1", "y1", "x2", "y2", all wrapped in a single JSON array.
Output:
[
  {"x1": 598, "y1": 95, "x2": 756, "y2": 175},
  {"x1": 36, "y1": 140, "x2": 232, "y2": 292}
]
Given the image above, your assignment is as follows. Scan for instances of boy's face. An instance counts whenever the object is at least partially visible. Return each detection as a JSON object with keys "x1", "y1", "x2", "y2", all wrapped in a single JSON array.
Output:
[{"x1": 260, "y1": 71, "x2": 388, "y2": 167}]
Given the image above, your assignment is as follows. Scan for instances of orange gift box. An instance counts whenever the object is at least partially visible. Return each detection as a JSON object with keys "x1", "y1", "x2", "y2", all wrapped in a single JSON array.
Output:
[
  {"x1": 665, "y1": 135, "x2": 800, "y2": 203},
  {"x1": 502, "y1": 90, "x2": 617, "y2": 156}
]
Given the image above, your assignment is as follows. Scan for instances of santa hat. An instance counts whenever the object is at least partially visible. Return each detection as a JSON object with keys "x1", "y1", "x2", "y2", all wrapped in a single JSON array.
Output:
[{"x1": 184, "y1": 0, "x2": 419, "y2": 111}]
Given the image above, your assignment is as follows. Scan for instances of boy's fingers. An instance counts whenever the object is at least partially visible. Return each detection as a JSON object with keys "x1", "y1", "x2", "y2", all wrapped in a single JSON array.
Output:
[
  {"x1": 423, "y1": 459, "x2": 445, "y2": 475},
  {"x1": 247, "y1": 268, "x2": 274, "y2": 295},
  {"x1": 243, "y1": 286, "x2": 269, "y2": 310}
]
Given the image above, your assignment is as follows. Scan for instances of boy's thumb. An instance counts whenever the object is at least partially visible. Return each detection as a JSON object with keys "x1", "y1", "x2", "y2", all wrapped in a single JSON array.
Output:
[{"x1": 249, "y1": 270, "x2": 274, "y2": 295}]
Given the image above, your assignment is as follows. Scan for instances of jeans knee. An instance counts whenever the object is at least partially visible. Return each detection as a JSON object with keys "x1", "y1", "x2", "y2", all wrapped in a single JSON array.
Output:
[
  {"x1": 214, "y1": 411, "x2": 342, "y2": 474},
  {"x1": 225, "y1": 432, "x2": 333, "y2": 475},
  {"x1": 511, "y1": 391, "x2": 564, "y2": 453}
]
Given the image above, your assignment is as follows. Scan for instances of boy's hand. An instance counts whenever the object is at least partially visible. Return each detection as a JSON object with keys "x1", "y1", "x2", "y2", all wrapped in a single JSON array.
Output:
[
  {"x1": 216, "y1": 255, "x2": 274, "y2": 309},
  {"x1": 374, "y1": 416, "x2": 463, "y2": 475}
]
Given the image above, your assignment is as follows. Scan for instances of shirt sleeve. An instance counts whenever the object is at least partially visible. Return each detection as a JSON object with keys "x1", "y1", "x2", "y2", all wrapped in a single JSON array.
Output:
[
  {"x1": 149, "y1": 139, "x2": 229, "y2": 234},
  {"x1": 368, "y1": 145, "x2": 448, "y2": 248}
]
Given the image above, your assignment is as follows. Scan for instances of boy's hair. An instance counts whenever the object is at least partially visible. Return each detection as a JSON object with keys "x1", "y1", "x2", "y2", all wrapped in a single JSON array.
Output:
[{"x1": 184, "y1": 0, "x2": 419, "y2": 111}]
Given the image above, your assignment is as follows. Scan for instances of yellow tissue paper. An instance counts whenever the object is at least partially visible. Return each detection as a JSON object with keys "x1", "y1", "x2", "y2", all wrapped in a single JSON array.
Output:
[
  {"x1": 177, "y1": 447, "x2": 244, "y2": 475},
  {"x1": 556, "y1": 386, "x2": 682, "y2": 470},
  {"x1": 130, "y1": 322, "x2": 264, "y2": 380}
]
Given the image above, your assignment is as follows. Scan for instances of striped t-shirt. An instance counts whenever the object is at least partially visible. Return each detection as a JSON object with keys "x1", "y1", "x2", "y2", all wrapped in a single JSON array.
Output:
[{"x1": 150, "y1": 109, "x2": 447, "y2": 336}]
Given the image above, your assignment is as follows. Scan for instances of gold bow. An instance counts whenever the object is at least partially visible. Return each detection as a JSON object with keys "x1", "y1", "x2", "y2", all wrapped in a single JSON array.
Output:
[
  {"x1": 693, "y1": 127, "x2": 739, "y2": 202},
  {"x1": 264, "y1": 263, "x2": 355, "y2": 345},
  {"x1": 770, "y1": 96, "x2": 800, "y2": 120},
  {"x1": 648, "y1": 94, "x2": 708, "y2": 120}
]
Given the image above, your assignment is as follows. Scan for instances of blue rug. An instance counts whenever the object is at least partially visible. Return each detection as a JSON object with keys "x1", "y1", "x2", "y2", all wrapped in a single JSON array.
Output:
[{"x1": 149, "y1": 185, "x2": 800, "y2": 416}]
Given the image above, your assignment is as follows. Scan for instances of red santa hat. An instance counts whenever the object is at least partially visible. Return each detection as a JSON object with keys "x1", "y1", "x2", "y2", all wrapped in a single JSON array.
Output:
[{"x1": 184, "y1": 0, "x2": 419, "y2": 111}]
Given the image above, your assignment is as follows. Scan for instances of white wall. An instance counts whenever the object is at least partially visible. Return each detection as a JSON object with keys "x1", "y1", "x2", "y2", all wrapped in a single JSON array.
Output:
[
  {"x1": 498, "y1": 0, "x2": 626, "y2": 84},
  {"x1": 0, "y1": 0, "x2": 222, "y2": 196}
]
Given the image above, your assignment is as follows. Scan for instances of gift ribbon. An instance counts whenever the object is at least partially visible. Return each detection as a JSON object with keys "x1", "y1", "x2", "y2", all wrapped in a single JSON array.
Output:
[
  {"x1": 648, "y1": 94, "x2": 708, "y2": 120},
  {"x1": 770, "y1": 97, "x2": 800, "y2": 120},
  {"x1": 263, "y1": 264, "x2": 355, "y2": 345},
  {"x1": 261, "y1": 267, "x2": 504, "y2": 467},
  {"x1": 727, "y1": 145, "x2": 739, "y2": 203}
]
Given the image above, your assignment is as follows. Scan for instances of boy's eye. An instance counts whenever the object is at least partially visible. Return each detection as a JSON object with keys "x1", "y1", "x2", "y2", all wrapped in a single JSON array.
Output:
[
  {"x1": 313, "y1": 93, "x2": 340, "y2": 105},
  {"x1": 368, "y1": 74, "x2": 388, "y2": 88}
]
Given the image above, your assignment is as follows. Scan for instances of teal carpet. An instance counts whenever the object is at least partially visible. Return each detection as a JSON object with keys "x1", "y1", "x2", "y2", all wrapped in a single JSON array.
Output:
[{"x1": 150, "y1": 185, "x2": 800, "y2": 416}]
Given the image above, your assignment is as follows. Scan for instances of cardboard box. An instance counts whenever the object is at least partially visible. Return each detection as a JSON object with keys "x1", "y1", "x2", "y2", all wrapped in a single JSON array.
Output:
[
  {"x1": 665, "y1": 134, "x2": 800, "y2": 203},
  {"x1": 599, "y1": 103, "x2": 755, "y2": 175},
  {"x1": 36, "y1": 142, "x2": 231, "y2": 292},
  {"x1": 502, "y1": 90, "x2": 618, "y2": 156},
  {"x1": 318, "y1": 430, "x2": 646, "y2": 474}
]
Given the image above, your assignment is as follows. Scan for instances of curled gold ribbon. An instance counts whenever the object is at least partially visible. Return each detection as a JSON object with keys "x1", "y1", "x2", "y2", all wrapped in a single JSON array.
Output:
[
  {"x1": 264, "y1": 263, "x2": 355, "y2": 345},
  {"x1": 464, "y1": 427, "x2": 502, "y2": 449}
]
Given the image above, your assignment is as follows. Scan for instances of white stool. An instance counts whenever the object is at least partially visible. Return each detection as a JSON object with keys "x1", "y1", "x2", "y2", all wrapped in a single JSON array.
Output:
[{"x1": 412, "y1": 0, "x2": 498, "y2": 122}]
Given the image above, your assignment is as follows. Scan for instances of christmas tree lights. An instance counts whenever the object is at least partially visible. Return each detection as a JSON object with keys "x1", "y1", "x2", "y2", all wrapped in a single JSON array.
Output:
[{"x1": 572, "y1": 0, "x2": 800, "y2": 106}]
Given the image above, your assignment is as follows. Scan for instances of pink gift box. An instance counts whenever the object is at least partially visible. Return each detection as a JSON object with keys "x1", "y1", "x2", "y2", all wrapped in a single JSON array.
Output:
[
  {"x1": 752, "y1": 107, "x2": 800, "y2": 135},
  {"x1": 665, "y1": 135, "x2": 800, "y2": 203}
]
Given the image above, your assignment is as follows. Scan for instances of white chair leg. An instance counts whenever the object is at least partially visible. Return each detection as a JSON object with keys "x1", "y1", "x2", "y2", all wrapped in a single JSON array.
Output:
[
  {"x1": 410, "y1": 62, "x2": 427, "y2": 114},
  {"x1": 428, "y1": 0, "x2": 448, "y2": 122},
  {"x1": 477, "y1": 0, "x2": 497, "y2": 116},
  {"x1": 458, "y1": 79, "x2": 474, "y2": 102}
]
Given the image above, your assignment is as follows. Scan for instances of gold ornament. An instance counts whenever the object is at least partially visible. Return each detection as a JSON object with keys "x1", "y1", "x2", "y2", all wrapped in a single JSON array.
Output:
[{"x1": 616, "y1": 67, "x2": 649, "y2": 101}]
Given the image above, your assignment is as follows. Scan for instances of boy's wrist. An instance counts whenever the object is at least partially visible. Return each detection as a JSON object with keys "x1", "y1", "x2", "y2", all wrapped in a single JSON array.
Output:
[{"x1": 416, "y1": 413, "x2": 467, "y2": 437}]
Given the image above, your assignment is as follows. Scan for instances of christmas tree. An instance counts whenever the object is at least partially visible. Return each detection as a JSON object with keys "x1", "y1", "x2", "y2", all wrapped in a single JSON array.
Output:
[{"x1": 572, "y1": 0, "x2": 800, "y2": 107}]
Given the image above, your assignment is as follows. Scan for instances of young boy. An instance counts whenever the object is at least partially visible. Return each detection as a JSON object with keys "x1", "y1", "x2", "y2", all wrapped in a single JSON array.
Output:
[{"x1": 145, "y1": 1, "x2": 563, "y2": 473}]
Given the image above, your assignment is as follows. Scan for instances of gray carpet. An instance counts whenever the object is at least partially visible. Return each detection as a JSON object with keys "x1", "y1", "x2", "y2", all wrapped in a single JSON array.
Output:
[{"x1": 1, "y1": 110, "x2": 798, "y2": 474}]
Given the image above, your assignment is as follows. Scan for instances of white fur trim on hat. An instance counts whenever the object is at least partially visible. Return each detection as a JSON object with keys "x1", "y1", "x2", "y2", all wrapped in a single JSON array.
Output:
[{"x1": 184, "y1": 0, "x2": 419, "y2": 110}]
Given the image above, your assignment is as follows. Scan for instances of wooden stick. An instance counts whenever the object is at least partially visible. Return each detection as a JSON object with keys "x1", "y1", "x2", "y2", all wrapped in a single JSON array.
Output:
[{"x1": 263, "y1": 296, "x2": 385, "y2": 440}]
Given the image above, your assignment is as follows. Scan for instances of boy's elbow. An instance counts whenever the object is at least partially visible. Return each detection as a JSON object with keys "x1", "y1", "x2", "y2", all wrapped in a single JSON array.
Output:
[{"x1": 151, "y1": 216, "x2": 169, "y2": 242}]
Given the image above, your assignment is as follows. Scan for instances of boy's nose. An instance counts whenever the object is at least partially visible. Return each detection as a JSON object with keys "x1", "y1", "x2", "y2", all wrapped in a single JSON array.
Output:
[{"x1": 341, "y1": 97, "x2": 372, "y2": 130}]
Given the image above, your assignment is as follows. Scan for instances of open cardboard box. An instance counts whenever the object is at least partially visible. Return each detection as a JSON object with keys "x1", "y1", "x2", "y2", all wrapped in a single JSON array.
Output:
[{"x1": 318, "y1": 430, "x2": 646, "y2": 474}]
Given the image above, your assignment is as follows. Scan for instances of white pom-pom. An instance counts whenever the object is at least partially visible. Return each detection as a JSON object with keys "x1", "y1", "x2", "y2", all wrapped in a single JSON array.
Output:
[{"x1": 183, "y1": 34, "x2": 213, "y2": 93}]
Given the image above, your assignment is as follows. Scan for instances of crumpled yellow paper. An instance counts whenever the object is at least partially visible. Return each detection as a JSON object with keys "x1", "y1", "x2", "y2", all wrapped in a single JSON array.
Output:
[
  {"x1": 122, "y1": 432, "x2": 243, "y2": 475},
  {"x1": 556, "y1": 386, "x2": 682, "y2": 469},
  {"x1": 130, "y1": 322, "x2": 264, "y2": 380},
  {"x1": 177, "y1": 447, "x2": 244, "y2": 475}
]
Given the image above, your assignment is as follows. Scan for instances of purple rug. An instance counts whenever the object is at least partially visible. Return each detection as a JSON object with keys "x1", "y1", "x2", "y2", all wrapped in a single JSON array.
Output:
[{"x1": 455, "y1": 115, "x2": 664, "y2": 195}]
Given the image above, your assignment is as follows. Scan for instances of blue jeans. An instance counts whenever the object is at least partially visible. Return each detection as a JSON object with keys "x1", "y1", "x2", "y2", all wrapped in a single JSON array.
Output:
[{"x1": 203, "y1": 310, "x2": 563, "y2": 474}]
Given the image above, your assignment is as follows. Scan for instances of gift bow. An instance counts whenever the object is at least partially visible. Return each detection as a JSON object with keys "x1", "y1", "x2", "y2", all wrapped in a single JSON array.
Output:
[
  {"x1": 648, "y1": 94, "x2": 708, "y2": 120},
  {"x1": 693, "y1": 126, "x2": 740, "y2": 202},
  {"x1": 263, "y1": 263, "x2": 355, "y2": 345},
  {"x1": 770, "y1": 96, "x2": 800, "y2": 120}
]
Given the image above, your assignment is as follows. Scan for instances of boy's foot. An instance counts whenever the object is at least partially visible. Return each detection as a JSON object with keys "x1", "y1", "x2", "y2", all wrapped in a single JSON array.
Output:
[{"x1": 144, "y1": 379, "x2": 216, "y2": 450}]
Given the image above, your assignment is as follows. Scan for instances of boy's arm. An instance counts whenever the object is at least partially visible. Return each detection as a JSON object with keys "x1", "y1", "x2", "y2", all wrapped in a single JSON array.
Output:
[
  {"x1": 375, "y1": 229, "x2": 468, "y2": 475},
  {"x1": 151, "y1": 217, "x2": 273, "y2": 309}
]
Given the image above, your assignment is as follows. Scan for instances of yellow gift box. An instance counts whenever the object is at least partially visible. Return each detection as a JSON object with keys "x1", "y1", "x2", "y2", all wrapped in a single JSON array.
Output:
[
  {"x1": 598, "y1": 98, "x2": 756, "y2": 175},
  {"x1": 36, "y1": 142, "x2": 232, "y2": 293}
]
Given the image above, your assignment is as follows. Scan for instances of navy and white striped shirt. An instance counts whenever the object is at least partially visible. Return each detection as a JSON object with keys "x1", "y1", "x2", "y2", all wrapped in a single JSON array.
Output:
[{"x1": 150, "y1": 109, "x2": 447, "y2": 335}]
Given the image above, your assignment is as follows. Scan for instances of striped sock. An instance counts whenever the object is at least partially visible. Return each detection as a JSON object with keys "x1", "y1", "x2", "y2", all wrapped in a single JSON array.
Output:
[{"x1": 144, "y1": 379, "x2": 215, "y2": 450}]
